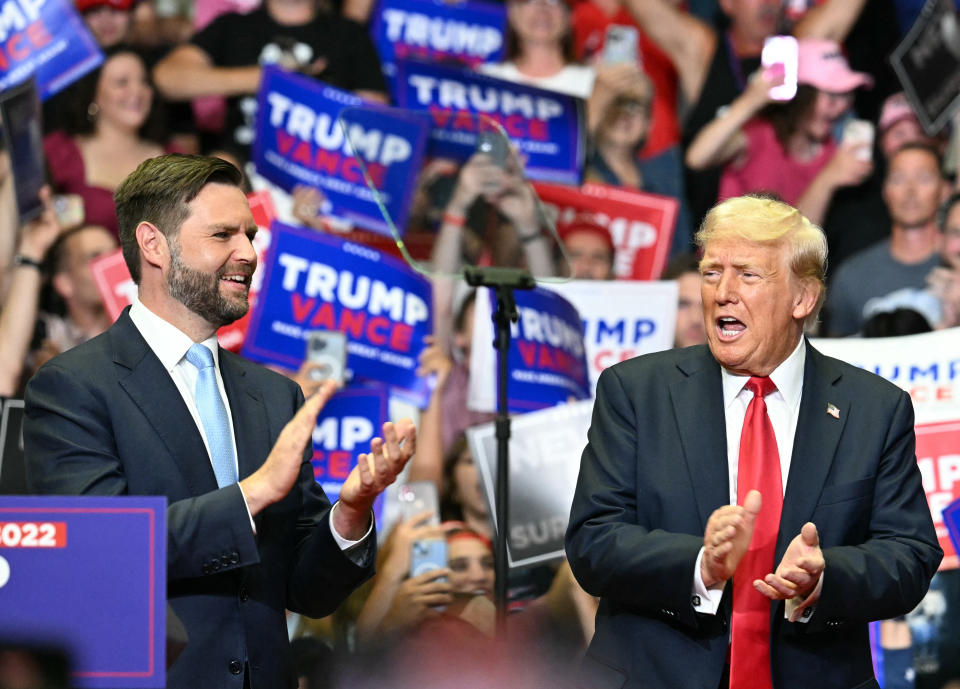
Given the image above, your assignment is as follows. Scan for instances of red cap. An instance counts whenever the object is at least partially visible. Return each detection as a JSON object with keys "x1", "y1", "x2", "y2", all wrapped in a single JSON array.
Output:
[
  {"x1": 557, "y1": 213, "x2": 615, "y2": 255},
  {"x1": 75, "y1": 0, "x2": 134, "y2": 12}
]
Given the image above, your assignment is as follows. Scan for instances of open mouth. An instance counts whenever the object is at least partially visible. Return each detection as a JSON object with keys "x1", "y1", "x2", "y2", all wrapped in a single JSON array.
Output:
[
  {"x1": 716, "y1": 316, "x2": 746, "y2": 340},
  {"x1": 219, "y1": 274, "x2": 251, "y2": 291}
]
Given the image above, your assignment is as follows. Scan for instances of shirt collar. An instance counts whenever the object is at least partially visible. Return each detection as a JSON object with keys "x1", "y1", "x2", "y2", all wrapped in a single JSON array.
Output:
[
  {"x1": 721, "y1": 336, "x2": 806, "y2": 411},
  {"x1": 129, "y1": 297, "x2": 220, "y2": 372}
]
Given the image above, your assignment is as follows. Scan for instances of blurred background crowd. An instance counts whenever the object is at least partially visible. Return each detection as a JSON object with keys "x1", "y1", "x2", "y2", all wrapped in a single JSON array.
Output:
[{"x1": 1, "y1": 0, "x2": 960, "y2": 688}]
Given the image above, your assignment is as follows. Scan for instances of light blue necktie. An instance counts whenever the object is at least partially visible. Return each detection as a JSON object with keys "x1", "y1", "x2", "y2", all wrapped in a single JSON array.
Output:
[{"x1": 185, "y1": 343, "x2": 238, "y2": 488}]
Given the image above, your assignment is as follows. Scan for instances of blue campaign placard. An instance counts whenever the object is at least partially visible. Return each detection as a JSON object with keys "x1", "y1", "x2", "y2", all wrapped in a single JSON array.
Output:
[
  {"x1": 0, "y1": 495, "x2": 166, "y2": 688},
  {"x1": 502, "y1": 287, "x2": 590, "y2": 412},
  {"x1": 311, "y1": 384, "x2": 390, "y2": 523},
  {"x1": 372, "y1": 0, "x2": 506, "y2": 86},
  {"x1": 945, "y1": 496, "x2": 960, "y2": 563},
  {"x1": 242, "y1": 221, "x2": 433, "y2": 407},
  {"x1": 0, "y1": 0, "x2": 103, "y2": 100},
  {"x1": 253, "y1": 66, "x2": 430, "y2": 237},
  {"x1": 392, "y1": 58, "x2": 585, "y2": 185}
]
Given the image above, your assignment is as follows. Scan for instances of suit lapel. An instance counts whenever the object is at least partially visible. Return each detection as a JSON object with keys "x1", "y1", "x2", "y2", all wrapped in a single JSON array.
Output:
[
  {"x1": 111, "y1": 311, "x2": 219, "y2": 495},
  {"x1": 219, "y1": 351, "x2": 269, "y2": 482},
  {"x1": 670, "y1": 348, "x2": 729, "y2": 531},
  {"x1": 776, "y1": 342, "x2": 848, "y2": 559}
]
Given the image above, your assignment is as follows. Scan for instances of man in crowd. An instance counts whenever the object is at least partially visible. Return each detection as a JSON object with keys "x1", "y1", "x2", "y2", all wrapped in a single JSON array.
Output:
[
  {"x1": 826, "y1": 143, "x2": 948, "y2": 336},
  {"x1": 24, "y1": 154, "x2": 413, "y2": 688},
  {"x1": 153, "y1": 0, "x2": 387, "y2": 160},
  {"x1": 661, "y1": 252, "x2": 706, "y2": 348},
  {"x1": 566, "y1": 194, "x2": 940, "y2": 688}
]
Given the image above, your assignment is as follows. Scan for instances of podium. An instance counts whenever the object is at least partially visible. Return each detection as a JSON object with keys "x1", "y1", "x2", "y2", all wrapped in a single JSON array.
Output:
[{"x1": 0, "y1": 496, "x2": 166, "y2": 687}]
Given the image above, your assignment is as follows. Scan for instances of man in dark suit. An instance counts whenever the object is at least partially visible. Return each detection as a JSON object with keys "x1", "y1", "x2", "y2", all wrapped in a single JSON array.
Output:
[
  {"x1": 23, "y1": 154, "x2": 414, "y2": 688},
  {"x1": 565, "y1": 194, "x2": 942, "y2": 689}
]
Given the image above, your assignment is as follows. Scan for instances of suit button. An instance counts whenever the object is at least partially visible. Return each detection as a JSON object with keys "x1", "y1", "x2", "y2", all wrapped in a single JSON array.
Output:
[
  {"x1": 231, "y1": 551, "x2": 240, "y2": 564},
  {"x1": 201, "y1": 564, "x2": 211, "y2": 575},
  {"x1": 228, "y1": 659, "x2": 243, "y2": 675},
  {"x1": 239, "y1": 586, "x2": 249, "y2": 602},
  {"x1": 691, "y1": 595, "x2": 701, "y2": 607},
  {"x1": 221, "y1": 555, "x2": 232, "y2": 568},
  {"x1": 210, "y1": 560, "x2": 221, "y2": 571}
]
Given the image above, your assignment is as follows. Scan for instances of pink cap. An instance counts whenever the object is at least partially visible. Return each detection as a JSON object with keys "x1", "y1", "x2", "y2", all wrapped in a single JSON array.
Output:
[
  {"x1": 797, "y1": 39, "x2": 873, "y2": 93},
  {"x1": 878, "y1": 92, "x2": 918, "y2": 133}
]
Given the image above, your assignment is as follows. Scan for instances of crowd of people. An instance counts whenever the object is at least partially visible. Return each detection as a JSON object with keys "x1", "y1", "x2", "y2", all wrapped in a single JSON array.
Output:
[{"x1": 2, "y1": 0, "x2": 960, "y2": 688}]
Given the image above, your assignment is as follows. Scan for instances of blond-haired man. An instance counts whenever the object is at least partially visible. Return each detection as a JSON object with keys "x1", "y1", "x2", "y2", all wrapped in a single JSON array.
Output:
[{"x1": 566, "y1": 194, "x2": 940, "y2": 689}]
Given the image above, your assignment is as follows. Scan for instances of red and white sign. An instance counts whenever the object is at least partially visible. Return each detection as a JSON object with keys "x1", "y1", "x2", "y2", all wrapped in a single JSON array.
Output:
[
  {"x1": 533, "y1": 181, "x2": 677, "y2": 280},
  {"x1": 0, "y1": 521, "x2": 67, "y2": 548},
  {"x1": 815, "y1": 329, "x2": 960, "y2": 570},
  {"x1": 90, "y1": 190, "x2": 277, "y2": 353}
]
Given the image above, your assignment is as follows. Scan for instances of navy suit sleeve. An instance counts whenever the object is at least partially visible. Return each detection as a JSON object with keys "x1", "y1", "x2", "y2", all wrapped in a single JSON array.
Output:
[
  {"x1": 24, "y1": 361, "x2": 260, "y2": 580},
  {"x1": 566, "y1": 365, "x2": 705, "y2": 629},
  {"x1": 808, "y1": 389, "x2": 942, "y2": 631}
]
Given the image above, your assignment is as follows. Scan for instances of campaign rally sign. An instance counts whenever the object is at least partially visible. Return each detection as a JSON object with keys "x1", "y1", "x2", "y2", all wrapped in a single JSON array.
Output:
[
  {"x1": 467, "y1": 400, "x2": 592, "y2": 567},
  {"x1": 311, "y1": 385, "x2": 389, "y2": 522},
  {"x1": 393, "y1": 59, "x2": 585, "y2": 185},
  {"x1": 945, "y1": 496, "x2": 960, "y2": 562},
  {"x1": 547, "y1": 279, "x2": 677, "y2": 391},
  {"x1": 469, "y1": 285, "x2": 590, "y2": 413},
  {"x1": 253, "y1": 66, "x2": 430, "y2": 237},
  {"x1": 814, "y1": 329, "x2": 960, "y2": 569},
  {"x1": 0, "y1": 495, "x2": 166, "y2": 687},
  {"x1": 890, "y1": 0, "x2": 960, "y2": 134},
  {"x1": 89, "y1": 191, "x2": 275, "y2": 353},
  {"x1": 242, "y1": 222, "x2": 433, "y2": 406},
  {"x1": 0, "y1": 0, "x2": 102, "y2": 100},
  {"x1": 534, "y1": 181, "x2": 678, "y2": 280},
  {"x1": 372, "y1": 0, "x2": 506, "y2": 84}
]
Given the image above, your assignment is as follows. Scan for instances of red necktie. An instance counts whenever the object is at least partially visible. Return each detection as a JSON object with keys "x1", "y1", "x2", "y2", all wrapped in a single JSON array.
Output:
[{"x1": 729, "y1": 376, "x2": 782, "y2": 689}]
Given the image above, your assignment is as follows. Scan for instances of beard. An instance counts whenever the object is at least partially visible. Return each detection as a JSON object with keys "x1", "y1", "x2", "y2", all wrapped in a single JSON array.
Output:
[{"x1": 167, "y1": 240, "x2": 251, "y2": 328}]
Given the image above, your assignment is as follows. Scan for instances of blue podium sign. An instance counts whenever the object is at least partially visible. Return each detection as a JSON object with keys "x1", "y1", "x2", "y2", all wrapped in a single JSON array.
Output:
[{"x1": 0, "y1": 496, "x2": 166, "y2": 688}]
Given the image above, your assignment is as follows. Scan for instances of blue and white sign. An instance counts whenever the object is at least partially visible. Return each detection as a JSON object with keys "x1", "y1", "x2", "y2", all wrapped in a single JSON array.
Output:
[
  {"x1": 242, "y1": 222, "x2": 433, "y2": 407},
  {"x1": 311, "y1": 385, "x2": 390, "y2": 523},
  {"x1": 372, "y1": 0, "x2": 506, "y2": 86},
  {"x1": 392, "y1": 59, "x2": 585, "y2": 185},
  {"x1": 253, "y1": 66, "x2": 430, "y2": 236},
  {"x1": 0, "y1": 0, "x2": 103, "y2": 100},
  {"x1": 469, "y1": 285, "x2": 590, "y2": 413}
]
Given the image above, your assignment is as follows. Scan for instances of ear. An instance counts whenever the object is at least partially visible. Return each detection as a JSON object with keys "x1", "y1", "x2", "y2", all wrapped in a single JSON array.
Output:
[
  {"x1": 51, "y1": 272, "x2": 73, "y2": 300},
  {"x1": 136, "y1": 221, "x2": 168, "y2": 275},
  {"x1": 792, "y1": 277, "x2": 820, "y2": 322}
]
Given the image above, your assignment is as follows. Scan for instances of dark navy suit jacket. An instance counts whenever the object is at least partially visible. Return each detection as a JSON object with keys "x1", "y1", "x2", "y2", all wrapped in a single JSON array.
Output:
[
  {"x1": 566, "y1": 342, "x2": 941, "y2": 689},
  {"x1": 24, "y1": 309, "x2": 373, "y2": 689}
]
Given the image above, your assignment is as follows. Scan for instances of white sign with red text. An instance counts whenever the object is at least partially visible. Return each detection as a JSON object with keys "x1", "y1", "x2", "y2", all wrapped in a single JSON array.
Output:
[{"x1": 814, "y1": 328, "x2": 960, "y2": 569}]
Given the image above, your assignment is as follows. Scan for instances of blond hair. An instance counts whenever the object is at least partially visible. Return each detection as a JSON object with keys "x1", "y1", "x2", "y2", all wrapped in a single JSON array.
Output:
[{"x1": 695, "y1": 194, "x2": 828, "y2": 326}]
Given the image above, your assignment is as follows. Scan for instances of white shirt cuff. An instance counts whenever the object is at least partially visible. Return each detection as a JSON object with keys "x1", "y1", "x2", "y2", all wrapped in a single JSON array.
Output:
[
  {"x1": 237, "y1": 483, "x2": 256, "y2": 534},
  {"x1": 692, "y1": 547, "x2": 726, "y2": 615},
  {"x1": 785, "y1": 570, "x2": 823, "y2": 623},
  {"x1": 329, "y1": 501, "x2": 374, "y2": 551}
]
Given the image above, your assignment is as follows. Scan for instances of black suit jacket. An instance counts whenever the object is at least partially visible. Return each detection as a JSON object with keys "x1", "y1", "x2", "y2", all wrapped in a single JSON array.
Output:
[
  {"x1": 565, "y1": 342, "x2": 941, "y2": 689},
  {"x1": 24, "y1": 310, "x2": 373, "y2": 689}
]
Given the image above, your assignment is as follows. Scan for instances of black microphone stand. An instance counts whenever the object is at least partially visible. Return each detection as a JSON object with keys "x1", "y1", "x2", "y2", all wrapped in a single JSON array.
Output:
[{"x1": 463, "y1": 266, "x2": 535, "y2": 638}]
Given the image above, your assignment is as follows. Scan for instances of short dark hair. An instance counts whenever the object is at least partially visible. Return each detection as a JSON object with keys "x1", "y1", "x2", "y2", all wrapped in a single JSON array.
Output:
[
  {"x1": 661, "y1": 252, "x2": 701, "y2": 281},
  {"x1": 886, "y1": 141, "x2": 943, "y2": 175},
  {"x1": 114, "y1": 154, "x2": 243, "y2": 282}
]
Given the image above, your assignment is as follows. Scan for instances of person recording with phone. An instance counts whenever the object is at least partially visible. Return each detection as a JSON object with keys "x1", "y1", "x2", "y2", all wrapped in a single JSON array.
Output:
[{"x1": 685, "y1": 39, "x2": 873, "y2": 228}]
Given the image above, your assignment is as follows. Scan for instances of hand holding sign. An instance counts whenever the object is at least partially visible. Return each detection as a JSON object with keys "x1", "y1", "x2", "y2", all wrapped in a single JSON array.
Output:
[{"x1": 335, "y1": 420, "x2": 417, "y2": 539}]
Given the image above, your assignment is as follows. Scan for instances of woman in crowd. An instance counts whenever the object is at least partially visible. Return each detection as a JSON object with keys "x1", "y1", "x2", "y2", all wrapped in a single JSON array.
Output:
[
  {"x1": 585, "y1": 71, "x2": 691, "y2": 242},
  {"x1": 43, "y1": 47, "x2": 170, "y2": 239},
  {"x1": 685, "y1": 39, "x2": 874, "y2": 225}
]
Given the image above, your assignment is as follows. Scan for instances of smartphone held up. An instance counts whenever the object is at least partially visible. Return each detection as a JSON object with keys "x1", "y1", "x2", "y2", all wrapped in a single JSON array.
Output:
[{"x1": 761, "y1": 35, "x2": 798, "y2": 102}]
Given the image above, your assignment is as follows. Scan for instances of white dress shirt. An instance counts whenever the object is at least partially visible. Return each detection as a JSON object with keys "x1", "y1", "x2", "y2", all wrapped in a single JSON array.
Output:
[
  {"x1": 692, "y1": 338, "x2": 819, "y2": 621},
  {"x1": 128, "y1": 298, "x2": 368, "y2": 550}
]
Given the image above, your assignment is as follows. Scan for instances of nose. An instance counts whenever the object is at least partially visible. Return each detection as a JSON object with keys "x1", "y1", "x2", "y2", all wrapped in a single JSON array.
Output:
[
  {"x1": 714, "y1": 271, "x2": 738, "y2": 304},
  {"x1": 234, "y1": 233, "x2": 258, "y2": 268}
]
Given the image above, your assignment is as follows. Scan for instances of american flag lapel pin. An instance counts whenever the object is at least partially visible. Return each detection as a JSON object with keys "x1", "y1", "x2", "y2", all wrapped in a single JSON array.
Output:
[{"x1": 826, "y1": 403, "x2": 840, "y2": 419}]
